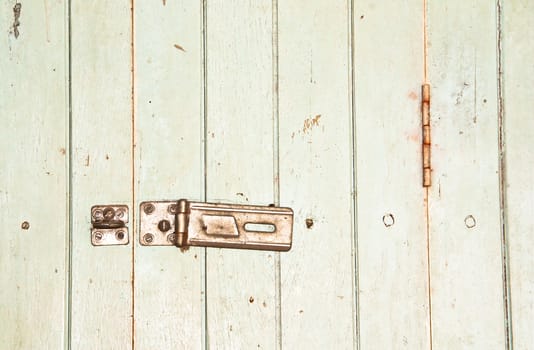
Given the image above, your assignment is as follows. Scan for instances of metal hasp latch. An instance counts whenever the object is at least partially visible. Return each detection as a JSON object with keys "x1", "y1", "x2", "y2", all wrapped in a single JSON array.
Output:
[
  {"x1": 91, "y1": 205, "x2": 129, "y2": 245},
  {"x1": 140, "y1": 199, "x2": 293, "y2": 251}
]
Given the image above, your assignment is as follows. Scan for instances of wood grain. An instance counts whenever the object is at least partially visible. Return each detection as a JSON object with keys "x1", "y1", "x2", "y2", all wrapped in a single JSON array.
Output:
[
  {"x1": 427, "y1": 1, "x2": 506, "y2": 348},
  {"x1": 0, "y1": 1, "x2": 69, "y2": 348},
  {"x1": 278, "y1": 1, "x2": 356, "y2": 348},
  {"x1": 353, "y1": 1, "x2": 430, "y2": 348},
  {"x1": 70, "y1": 1, "x2": 134, "y2": 348},
  {"x1": 204, "y1": 1, "x2": 277, "y2": 348},
  {"x1": 133, "y1": 1, "x2": 204, "y2": 348}
]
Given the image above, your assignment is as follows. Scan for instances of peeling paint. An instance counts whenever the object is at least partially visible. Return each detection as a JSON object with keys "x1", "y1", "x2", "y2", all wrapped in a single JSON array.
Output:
[{"x1": 12, "y1": 2, "x2": 22, "y2": 39}]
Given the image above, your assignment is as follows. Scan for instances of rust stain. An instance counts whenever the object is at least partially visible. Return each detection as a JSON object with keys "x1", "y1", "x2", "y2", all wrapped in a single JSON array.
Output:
[
  {"x1": 408, "y1": 91, "x2": 418, "y2": 100},
  {"x1": 302, "y1": 114, "x2": 321, "y2": 134},
  {"x1": 162, "y1": 0, "x2": 166, "y2": 5},
  {"x1": 59, "y1": 148, "x2": 66, "y2": 155},
  {"x1": 174, "y1": 44, "x2": 186, "y2": 52}
]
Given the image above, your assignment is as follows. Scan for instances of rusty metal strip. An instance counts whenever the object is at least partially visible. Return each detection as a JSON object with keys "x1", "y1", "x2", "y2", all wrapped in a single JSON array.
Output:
[{"x1": 139, "y1": 199, "x2": 293, "y2": 251}]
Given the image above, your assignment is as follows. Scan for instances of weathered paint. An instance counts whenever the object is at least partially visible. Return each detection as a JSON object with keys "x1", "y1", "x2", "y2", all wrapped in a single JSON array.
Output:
[
  {"x1": 427, "y1": 1, "x2": 506, "y2": 348},
  {"x1": 69, "y1": 0, "x2": 134, "y2": 348},
  {"x1": 2, "y1": 1, "x2": 532, "y2": 348},
  {"x1": 0, "y1": 1, "x2": 69, "y2": 348}
]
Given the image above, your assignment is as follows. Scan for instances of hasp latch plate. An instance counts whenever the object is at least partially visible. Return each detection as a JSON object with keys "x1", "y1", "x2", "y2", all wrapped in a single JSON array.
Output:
[
  {"x1": 139, "y1": 199, "x2": 293, "y2": 251},
  {"x1": 91, "y1": 205, "x2": 129, "y2": 246}
]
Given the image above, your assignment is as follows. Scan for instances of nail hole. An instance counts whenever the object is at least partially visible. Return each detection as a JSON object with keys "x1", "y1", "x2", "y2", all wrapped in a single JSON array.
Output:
[
  {"x1": 244, "y1": 223, "x2": 275, "y2": 233},
  {"x1": 21, "y1": 221, "x2": 30, "y2": 230},
  {"x1": 249, "y1": 296, "x2": 254, "y2": 303},
  {"x1": 383, "y1": 214, "x2": 395, "y2": 227},
  {"x1": 464, "y1": 215, "x2": 476, "y2": 229},
  {"x1": 305, "y1": 218, "x2": 314, "y2": 229}
]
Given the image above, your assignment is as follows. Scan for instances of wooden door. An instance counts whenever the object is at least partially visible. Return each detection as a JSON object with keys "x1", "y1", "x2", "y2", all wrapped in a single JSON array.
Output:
[{"x1": 2, "y1": 1, "x2": 532, "y2": 349}]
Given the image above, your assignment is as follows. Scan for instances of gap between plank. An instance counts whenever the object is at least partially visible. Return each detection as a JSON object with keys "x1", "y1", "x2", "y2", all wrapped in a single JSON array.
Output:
[
  {"x1": 423, "y1": 0, "x2": 433, "y2": 349},
  {"x1": 201, "y1": 1, "x2": 208, "y2": 348},
  {"x1": 130, "y1": 0, "x2": 136, "y2": 348},
  {"x1": 348, "y1": 0, "x2": 360, "y2": 349},
  {"x1": 271, "y1": 1, "x2": 282, "y2": 349},
  {"x1": 66, "y1": 0, "x2": 73, "y2": 347},
  {"x1": 496, "y1": 1, "x2": 513, "y2": 348}
]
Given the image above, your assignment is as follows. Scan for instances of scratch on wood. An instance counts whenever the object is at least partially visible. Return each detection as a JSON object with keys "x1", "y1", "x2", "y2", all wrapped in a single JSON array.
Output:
[
  {"x1": 174, "y1": 44, "x2": 186, "y2": 52},
  {"x1": 43, "y1": 0, "x2": 50, "y2": 42},
  {"x1": 85, "y1": 155, "x2": 90, "y2": 167},
  {"x1": 12, "y1": 2, "x2": 22, "y2": 39}
]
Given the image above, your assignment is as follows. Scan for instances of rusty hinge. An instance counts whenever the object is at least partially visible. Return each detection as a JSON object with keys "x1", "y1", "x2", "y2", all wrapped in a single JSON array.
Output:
[
  {"x1": 422, "y1": 84, "x2": 431, "y2": 187},
  {"x1": 139, "y1": 199, "x2": 293, "y2": 251}
]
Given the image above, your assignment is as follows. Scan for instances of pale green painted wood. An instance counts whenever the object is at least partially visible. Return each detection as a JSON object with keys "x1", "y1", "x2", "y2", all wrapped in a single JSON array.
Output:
[
  {"x1": 427, "y1": 2, "x2": 506, "y2": 348},
  {"x1": 278, "y1": 1, "x2": 356, "y2": 348},
  {"x1": 133, "y1": 1, "x2": 204, "y2": 349},
  {"x1": 502, "y1": 1, "x2": 534, "y2": 349},
  {"x1": 353, "y1": 2, "x2": 430, "y2": 349},
  {"x1": 0, "y1": 1, "x2": 69, "y2": 348},
  {"x1": 204, "y1": 1, "x2": 277, "y2": 348},
  {"x1": 70, "y1": 1, "x2": 134, "y2": 348}
]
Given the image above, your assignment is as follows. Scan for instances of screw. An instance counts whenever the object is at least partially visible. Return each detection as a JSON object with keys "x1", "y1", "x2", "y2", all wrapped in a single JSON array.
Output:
[
  {"x1": 116, "y1": 230, "x2": 125, "y2": 240},
  {"x1": 103, "y1": 207, "x2": 115, "y2": 220},
  {"x1": 158, "y1": 219, "x2": 171, "y2": 232},
  {"x1": 93, "y1": 209, "x2": 104, "y2": 221},
  {"x1": 143, "y1": 233, "x2": 154, "y2": 244},
  {"x1": 168, "y1": 204, "x2": 177, "y2": 214},
  {"x1": 167, "y1": 233, "x2": 176, "y2": 244},
  {"x1": 94, "y1": 231, "x2": 103, "y2": 241},
  {"x1": 21, "y1": 221, "x2": 30, "y2": 230},
  {"x1": 116, "y1": 208, "x2": 125, "y2": 219},
  {"x1": 143, "y1": 203, "x2": 155, "y2": 215}
]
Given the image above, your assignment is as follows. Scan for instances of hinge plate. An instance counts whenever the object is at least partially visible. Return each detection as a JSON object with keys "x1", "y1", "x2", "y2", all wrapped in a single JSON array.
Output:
[
  {"x1": 139, "y1": 200, "x2": 293, "y2": 251},
  {"x1": 91, "y1": 205, "x2": 129, "y2": 246}
]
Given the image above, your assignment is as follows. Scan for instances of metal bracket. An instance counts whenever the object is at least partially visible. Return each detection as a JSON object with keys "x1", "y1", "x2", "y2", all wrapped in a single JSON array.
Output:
[
  {"x1": 139, "y1": 199, "x2": 293, "y2": 251},
  {"x1": 91, "y1": 205, "x2": 129, "y2": 246}
]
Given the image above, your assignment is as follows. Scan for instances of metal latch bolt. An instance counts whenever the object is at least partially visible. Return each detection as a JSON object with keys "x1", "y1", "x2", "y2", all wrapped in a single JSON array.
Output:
[{"x1": 140, "y1": 199, "x2": 293, "y2": 251}]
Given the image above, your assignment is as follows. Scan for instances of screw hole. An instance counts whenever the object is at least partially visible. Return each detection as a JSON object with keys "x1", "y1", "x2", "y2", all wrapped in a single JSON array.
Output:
[
  {"x1": 21, "y1": 221, "x2": 30, "y2": 230},
  {"x1": 383, "y1": 213, "x2": 395, "y2": 227},
  {"x1": 464, "y1": 215, "x2": 476, "y2": 229}
]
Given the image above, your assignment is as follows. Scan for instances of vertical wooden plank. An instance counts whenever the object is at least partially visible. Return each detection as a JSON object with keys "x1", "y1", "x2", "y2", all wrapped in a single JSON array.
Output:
[
  {"x1": 70, "y1": 1, "x2": 133, "y2": 348},
  {"x1": 502, "y1": 2, "x2": 534, "y2": 349},
  {"x1": 278, "y1": 1, "x2": 355, "y2": 348},
  {"x1": 427, "y1": 2, "x2": 506, "y2": 348},
  {"x1": 353, "y1": 1, "x2": 430, "y2": 348},
  {"x1": 133, "y1": 1, "x2": 203, "y2": 349},
  {"x1": 205, "y1": 1, "x2": 276, "y2": 348},
  {"x1": 0, "y1": 1, "x2": 69, "y2": 348}
]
